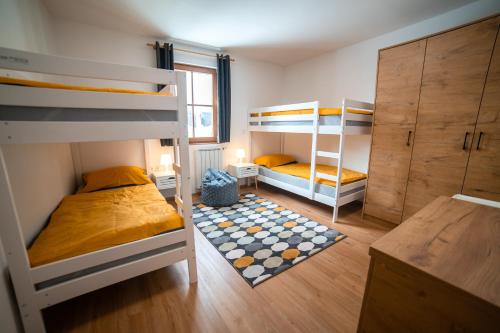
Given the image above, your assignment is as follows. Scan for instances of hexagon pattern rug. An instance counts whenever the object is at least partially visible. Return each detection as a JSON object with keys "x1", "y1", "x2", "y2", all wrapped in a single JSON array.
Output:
[{"x1": 193, "y1": 193, "x2": 347, "y2": 287}]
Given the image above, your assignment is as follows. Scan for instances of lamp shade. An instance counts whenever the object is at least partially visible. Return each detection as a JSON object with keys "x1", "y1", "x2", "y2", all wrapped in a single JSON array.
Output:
[
  {"x1": 160, "y1": 153, "x2": 173, "y2": 166},
  {"x1": 236, "y1": 149, "x2": 246, "y2": 159}
]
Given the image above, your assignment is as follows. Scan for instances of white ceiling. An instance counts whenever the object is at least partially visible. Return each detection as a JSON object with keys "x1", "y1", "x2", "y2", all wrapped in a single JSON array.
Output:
[{"x1": 42, "y1": 0, "x2": 477, "y2": 65}]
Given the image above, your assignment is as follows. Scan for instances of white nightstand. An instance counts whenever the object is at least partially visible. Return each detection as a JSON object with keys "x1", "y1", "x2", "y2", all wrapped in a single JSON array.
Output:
[
  {"x1": 151, "y1": 171, "x2": 177, "y2": 197},
  {"x1": 228, "y1": 163, "x2": 259, "y2": 190}
]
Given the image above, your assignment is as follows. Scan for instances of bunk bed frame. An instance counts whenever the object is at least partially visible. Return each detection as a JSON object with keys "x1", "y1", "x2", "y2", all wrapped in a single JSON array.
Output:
[
  {"x1": 249, "y1": 99, "x2": 374, "y2": 222},
  {"x1": 0, "y1": 47, "x2": 196, "y2": 333}
]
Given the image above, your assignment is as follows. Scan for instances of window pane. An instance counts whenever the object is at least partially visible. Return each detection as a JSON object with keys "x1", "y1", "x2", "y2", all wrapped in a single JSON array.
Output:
[
  {"x1": 193, "y1": 106, "x2": 213, "y2": 138},
  {"x1": 187, "y1": 105, "x2": 193, "y2": 138},
  {"x1": 186, "y1": 71, "x2": 193, "y2": 105},
  {"x1": 193, "y1": 72, "x2": 213, "y2": 105},
  {"x1": 177, "y1": 69, "x2": 192, "y2": 104}
]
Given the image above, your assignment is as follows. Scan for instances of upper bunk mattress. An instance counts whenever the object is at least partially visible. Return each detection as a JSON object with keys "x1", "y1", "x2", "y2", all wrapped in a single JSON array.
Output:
[
  {"x1": 0, "y1": 76, "x2": 177, "y2": 122},
  {"x1": 28, "y1": 183, "x2": 183, "y2": 267},
  {"x1": 0, "y1": 76, "x2": 171, "y2": 96},
  {"x1": 259, "y1": 163, "x2": 366, "y2": 198},
  {"x1": 250, "y1": 108, "x2": 372, "y2": 127}
]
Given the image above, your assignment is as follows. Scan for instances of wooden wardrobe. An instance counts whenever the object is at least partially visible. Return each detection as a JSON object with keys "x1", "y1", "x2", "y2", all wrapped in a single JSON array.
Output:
[{"x1": 364, "y1": 15, "x2": 500, "y2": 224}]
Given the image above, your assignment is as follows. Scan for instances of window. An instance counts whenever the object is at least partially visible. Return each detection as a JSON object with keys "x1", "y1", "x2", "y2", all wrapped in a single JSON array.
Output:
[{"x1": 175, "y1": 63, "x2": 217, "y2": 143}]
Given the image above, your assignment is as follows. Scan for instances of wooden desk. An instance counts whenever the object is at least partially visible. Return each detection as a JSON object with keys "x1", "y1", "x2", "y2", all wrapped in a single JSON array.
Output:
[{"x1": 358, "y1": 196, "x2": 500, "y2": 332}]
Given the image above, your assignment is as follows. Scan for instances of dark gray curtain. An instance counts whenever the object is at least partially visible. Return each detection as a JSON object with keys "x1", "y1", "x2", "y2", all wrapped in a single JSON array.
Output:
[
  {"x1": 217, "y1": 54, "x2": 231, "y2": 143},
  {"x1": 155, "y1": 41, "x2": 174, "y2": 146}
]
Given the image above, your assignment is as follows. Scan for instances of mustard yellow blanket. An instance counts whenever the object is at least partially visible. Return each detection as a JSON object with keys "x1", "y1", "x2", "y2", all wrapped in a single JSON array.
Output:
[
  {"x1": 28, "y1": 184, "x2": 183, "y2": 267},
  {"x1": 250, "y1": 108, "x2": 372, "y2": 117},
  {"x1": 271, "y1": 163, "x2": 366, "y2": 187},
  {"x1": 0, "y1": 76, "x2": 170, "y2": 95}
]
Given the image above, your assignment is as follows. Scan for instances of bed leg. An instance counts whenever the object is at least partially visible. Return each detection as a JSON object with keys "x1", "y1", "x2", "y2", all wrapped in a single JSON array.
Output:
[
  {"x1": 333, "y1": 206, "x2": 338, "y2": 223},
  {"x1": 187, "y1": 254, "x2": 198, "y2": 283}
]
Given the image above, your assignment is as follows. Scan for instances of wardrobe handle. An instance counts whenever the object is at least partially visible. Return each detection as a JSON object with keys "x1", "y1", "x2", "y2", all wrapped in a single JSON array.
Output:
[
  {"x1": 462, "y1": 132, "x2": 470, "y2": 150},
  {"x1": 476, "y1": 131, "x2": 484, "y2": 150},
  {"x1": 406, "y1": 130, "x2": 412, "y2": 146}
]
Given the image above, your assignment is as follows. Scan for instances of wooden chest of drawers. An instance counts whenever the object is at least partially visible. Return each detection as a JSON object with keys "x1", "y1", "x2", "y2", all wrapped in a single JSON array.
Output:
[{"x1": 358, "y1": 196, "x2": 500, "y2": 332}]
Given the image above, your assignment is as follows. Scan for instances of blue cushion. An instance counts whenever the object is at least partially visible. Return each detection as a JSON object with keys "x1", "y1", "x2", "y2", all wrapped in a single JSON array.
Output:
[{"x1": 201, "y1": 168, "x2": 239, "y2": 206}]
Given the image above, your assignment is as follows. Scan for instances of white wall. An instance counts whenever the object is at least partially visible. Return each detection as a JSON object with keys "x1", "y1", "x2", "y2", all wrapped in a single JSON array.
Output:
[
  {"x1": 51, "y1": 18, "x2": 285, "y2": 190},
  {"x1": 75, "y1": 141, "x2": 146, "y2": 174},
  {"x1": 226, "y1": 52, "x2": 284, "y2": 165},
  {"x1": 0, "y1": 1, "x2": 72, "y2": 332},
  {"x1": 281, "y1": 0, "x2": 500, "y2": 172}
]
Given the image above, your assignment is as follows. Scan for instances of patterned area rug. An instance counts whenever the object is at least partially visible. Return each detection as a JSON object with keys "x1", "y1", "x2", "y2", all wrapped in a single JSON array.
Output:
[{"x1": 193, "y1": 193, "x2": 347, "y2": 287}]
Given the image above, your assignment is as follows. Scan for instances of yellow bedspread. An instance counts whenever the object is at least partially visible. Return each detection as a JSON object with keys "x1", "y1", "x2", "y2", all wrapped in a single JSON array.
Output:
[
  {"x1": 250, "y1": 108, "x2": 372, "y2": 117},
  {"x1": 270, "y1": 163, "x2": 366, "y2": 187},
  {"x1": 28, "y1": 184, "x2": 183, "y2": 267},
  {"x1": 0, "y1": 76, "x2": 170, "y2": 95}
]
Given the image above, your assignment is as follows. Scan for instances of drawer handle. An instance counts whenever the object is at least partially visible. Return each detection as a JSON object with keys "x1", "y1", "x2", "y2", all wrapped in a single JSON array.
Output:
[
  {"x1": 462, "y1": 132, "x2": 470, "y2": 150},
  {"x1": 406, "y1": 130, "x2": 412, "y2": 146},
  {"x1": 476, "y1": 131, "x2": 483, "y2": 150}
]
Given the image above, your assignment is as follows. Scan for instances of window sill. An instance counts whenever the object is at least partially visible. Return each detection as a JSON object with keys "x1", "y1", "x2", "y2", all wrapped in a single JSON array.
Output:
[{"x1": 189, "y1": 141, "x2": 218, "y2": 145}]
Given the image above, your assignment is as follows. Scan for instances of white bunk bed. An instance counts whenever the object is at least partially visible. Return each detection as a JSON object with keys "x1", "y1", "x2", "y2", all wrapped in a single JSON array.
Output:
[
  {"x1": 248, "y1": 99, "x2": 374, "y2": 222},
  {"x1": 0, "y1": 47, "x2": 196, "y2": 333}
]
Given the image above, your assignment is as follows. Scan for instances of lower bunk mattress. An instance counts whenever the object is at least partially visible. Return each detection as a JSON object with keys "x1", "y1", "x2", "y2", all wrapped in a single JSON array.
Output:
[
  {"x1": 258, "y1": 163, "x2": 367, "y2": 198},
  {"x1": 28, "y1": 183, "x2": 183, "y2": 267}
]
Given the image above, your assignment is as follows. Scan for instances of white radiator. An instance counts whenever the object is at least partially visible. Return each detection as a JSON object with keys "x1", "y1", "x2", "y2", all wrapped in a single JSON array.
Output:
[{"x1": 195, "y1": 147, "x2": 224, "y2": 189}]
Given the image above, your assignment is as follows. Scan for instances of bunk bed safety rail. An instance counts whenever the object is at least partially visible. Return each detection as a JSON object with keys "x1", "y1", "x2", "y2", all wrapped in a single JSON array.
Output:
[
  {"x1": 0, "y1": 47, "x2": 176, "y2": 84},
  {"x1": 248, "y1": 101, "x2": 320, "y2": 127},
  {"x1": 0, "y1": 47, "x2": 185, "y2": 144},
  {"x1": 342, "y1": 99, "x2": 374, "y2": 112},
  {"x1": 342, "y1": 99, "x2": 374, "y2": 123},
  {"x1": 250, "y1": 101, "x2": 321, "y2": 114}
]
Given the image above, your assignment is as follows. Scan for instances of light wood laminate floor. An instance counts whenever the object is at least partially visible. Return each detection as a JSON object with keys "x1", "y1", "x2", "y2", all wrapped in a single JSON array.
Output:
[{"x1": 44, "y1": 184, "x2": 392, "y2": 333}]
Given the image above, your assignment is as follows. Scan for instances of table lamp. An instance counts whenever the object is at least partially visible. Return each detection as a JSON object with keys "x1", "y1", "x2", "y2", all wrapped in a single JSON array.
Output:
[
  {"x1": 236, "y1": 149, "x2": 246, "y2": 163},
  {"x1": 160, "y1": 153, "x2": 173, "y2": 172}
]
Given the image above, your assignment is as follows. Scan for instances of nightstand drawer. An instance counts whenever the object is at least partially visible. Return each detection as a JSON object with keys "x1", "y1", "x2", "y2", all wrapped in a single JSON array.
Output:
[
  {"x1": 236, "y1": 166, "x2": 258, "y2": 178},
  {"x1": 154, "y1": 175, "x2": 177, "y2": 190}
]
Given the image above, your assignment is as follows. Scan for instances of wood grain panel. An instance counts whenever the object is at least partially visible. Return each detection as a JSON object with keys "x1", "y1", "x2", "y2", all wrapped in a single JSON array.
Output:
[
  {"x1": 374, "y1": 40, "x2": 426, "y2": 125},
  {"x1": 364, "y1": 124, "x2": 414, "y2": 223},
  {"x1": 403, "y1": 18, "x2": 499, "y2": 220},
  {"x1": 359, "y1": 197, "x2": 500, "y2": 332},
  {"x1": 416, "y1": 17, "x2": 500, "y2": 125},
  {"x1": 463, "y1": 26, "x2": 500, "y2": 201},
  {"x1": 403, "y1": 124, "x2": 476, "y2": 219},
  {"x1": 359, "y1": 258, "x2": 499, "y2": 333}
]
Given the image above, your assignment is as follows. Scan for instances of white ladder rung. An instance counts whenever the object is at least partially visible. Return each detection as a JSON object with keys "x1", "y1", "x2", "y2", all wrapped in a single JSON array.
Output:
[
  {"x1": 175, "y1": 194, "x2": 184, "y2": 208},
  {"x1": 316, "y1": 172, "x2": 338, "y2": 183},
  {"x1": 317, "y1": 151, "x2": 339, "y2": 159}
]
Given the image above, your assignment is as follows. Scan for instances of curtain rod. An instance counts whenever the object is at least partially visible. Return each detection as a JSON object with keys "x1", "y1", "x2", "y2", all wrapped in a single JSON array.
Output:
[{"x1": 147, "y1": 43, "x2": 235, "y2": 62}]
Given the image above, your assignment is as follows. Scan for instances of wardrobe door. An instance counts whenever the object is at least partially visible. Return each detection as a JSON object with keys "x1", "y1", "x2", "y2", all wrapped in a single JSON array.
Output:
[
  {"x1": 462, "y1": 26, "x2": 500, "y2": 201},
  {"x1": 374, "y1": 40, "x2": 427, "y2": 125},
  {"x1": 364, "y1": 40, "x2": 426, "y2": 223},
  {"x1": 403, "y1": 18, "x2": 499, "y2": 220},
  {"x1": 364, "y1": 124, "x2": 415, "y2": 223}
]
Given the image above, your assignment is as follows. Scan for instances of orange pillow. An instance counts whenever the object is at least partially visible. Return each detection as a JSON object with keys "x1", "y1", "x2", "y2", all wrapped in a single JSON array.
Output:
[
  {"x1": 254, "y1": 154, "x2": 296, "y2": 168},
  {"x1": 80, "y1": 166, "x2": 152, "y2": 193}
]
